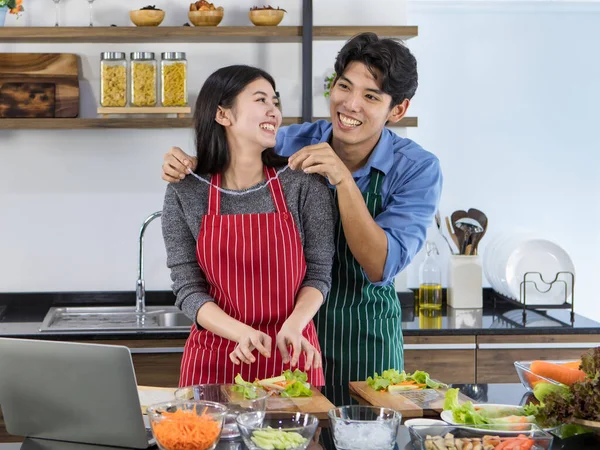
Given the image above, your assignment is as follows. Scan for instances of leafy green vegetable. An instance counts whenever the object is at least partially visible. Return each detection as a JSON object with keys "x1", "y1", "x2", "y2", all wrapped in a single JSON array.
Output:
[
  {"x1": 283, "y1": 369, "x2": 308, "y2": 383},
  {"x1": 281, "y1": 380, "x2": 312, "y2": 398},
  {"x1": 581, "y1": 347, "x2": 600, "y2": 378},
  {"x1": 366, "y1": 368, "x2": 446, "y2": 391},
  {"x1": 232, "y1": 374, "x2": 259, "y2": 399},
  {"x1": 533, "y1": 381, "x2": 570, "y2": 402}
]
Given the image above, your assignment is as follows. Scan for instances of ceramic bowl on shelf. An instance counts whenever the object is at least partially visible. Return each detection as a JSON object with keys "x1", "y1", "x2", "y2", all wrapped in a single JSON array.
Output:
[
  {"x1": 249, "y1": 9, "x2": 285, "y2": 26},
  {"x1": 188, "y1": 8, "x2": 224, "y2": 26},
  {"x1": 129, "y1": 9, "x2": 165, "y2": 27}
]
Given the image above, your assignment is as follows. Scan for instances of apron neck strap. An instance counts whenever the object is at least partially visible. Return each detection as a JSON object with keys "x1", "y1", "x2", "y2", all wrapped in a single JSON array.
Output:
[
  {"x1": 206, "y1": 166, "x2": 288, "y2": 216},
  {"x1": 367, "y1": 168, "x2": 385, "y2": 196}
]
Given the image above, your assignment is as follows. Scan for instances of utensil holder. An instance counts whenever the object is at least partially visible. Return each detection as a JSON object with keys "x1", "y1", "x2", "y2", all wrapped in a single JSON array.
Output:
[{"x1": 447, "y1": 255, "x2": 483, "y2": 308}]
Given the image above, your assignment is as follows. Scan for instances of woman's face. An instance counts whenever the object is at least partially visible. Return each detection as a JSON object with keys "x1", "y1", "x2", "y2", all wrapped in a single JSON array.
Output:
[{"x1": 225, "y1": 77, "x2": 282, "y2": 150}]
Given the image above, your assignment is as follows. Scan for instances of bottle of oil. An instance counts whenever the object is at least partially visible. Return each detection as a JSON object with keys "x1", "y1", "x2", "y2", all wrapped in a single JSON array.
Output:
[{"x1": 419, "y1": 241, "x2": 442, "y2": 310}]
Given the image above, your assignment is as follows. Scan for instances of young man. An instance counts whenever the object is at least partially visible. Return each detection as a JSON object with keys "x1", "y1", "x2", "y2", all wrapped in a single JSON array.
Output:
[{"x1": 162, "y1": 33, "x2": 443, "y2": 385}]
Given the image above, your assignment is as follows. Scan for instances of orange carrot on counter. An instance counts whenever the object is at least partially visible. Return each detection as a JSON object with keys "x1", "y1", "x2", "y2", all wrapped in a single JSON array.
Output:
[
  {"x1": 494, "y1": 435, "x2": 535, "y2": 450},
  {"x1": 561, "y1": 360, "x2": 582, "y2": 370},
  {"x1": 152, "y1": 408, "x2": 220, "y2": 450},
  {"x1": 530, "y1": 360, "x2": 586, "y2": 386}
]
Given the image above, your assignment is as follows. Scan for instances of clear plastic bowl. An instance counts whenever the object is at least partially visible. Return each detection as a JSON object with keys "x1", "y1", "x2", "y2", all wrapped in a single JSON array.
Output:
[
  {"x1": 514, "y1": 360, "x2": 576, "y2": 391},
  {"x1": 146, "y1": 400, "x2": 228, "y2": 450},
  {"x1": 175, "y1": 384, "x2": 269, "y2": 439},
  {"x1": 328, "y1": 405, "x2": 401, "y2": 450},
  {"x1": 409, "y1": 423, "x2": 554, "y2": 450},
  {"x1": 236, "y1": 411, "x2": 318, "y2": 450}
]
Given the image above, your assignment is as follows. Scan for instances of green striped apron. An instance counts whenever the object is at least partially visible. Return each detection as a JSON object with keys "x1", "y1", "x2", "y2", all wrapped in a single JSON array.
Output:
[{"x1": 315, "y1": 168, "x2": 404, "y2": 386}]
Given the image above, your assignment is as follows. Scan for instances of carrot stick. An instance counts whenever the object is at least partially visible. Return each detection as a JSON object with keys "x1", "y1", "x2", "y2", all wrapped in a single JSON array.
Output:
[
  {"x1": 530, "y1": 360, "x2": 586, "y2": 386},
  {"x1": 153, "y1": 409, "x2": 220, "y2": 450}
]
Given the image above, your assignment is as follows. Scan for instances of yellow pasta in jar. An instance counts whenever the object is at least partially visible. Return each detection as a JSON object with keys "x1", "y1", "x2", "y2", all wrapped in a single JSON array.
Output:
[
  {"x1": 131, "y1": 62, "x2": 157, "y2": 107},
  {"x1": 162, "y1": 63, "x2": 187, "y2": 107},
  {"x1": 101, "y1": 65, "x2": 127, "y2": 107}
]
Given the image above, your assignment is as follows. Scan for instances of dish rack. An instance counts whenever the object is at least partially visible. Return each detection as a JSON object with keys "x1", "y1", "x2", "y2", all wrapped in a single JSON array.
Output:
[{"x1": 492, "y1": 271, "x2": 575, "y2": 323}]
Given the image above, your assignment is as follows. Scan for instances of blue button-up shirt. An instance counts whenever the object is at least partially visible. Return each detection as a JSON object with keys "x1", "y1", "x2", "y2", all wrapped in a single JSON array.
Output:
[{"x1": 275, "y1": 120, "x2": 443, "y2": 286}]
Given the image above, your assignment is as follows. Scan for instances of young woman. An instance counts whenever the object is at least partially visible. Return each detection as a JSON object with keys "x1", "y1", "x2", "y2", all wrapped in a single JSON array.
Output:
[{"x1": 162, "y1": 65, "x2": 335, "y2": 387}]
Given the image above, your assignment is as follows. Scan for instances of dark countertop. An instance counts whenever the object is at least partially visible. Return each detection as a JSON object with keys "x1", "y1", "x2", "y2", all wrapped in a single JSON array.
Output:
[
  {"x1": 1, "y1": 383, "x2": 598, "y2": 450},
  {"x1": 0, "y1": 290, "x2": 598, "y2": 339}
]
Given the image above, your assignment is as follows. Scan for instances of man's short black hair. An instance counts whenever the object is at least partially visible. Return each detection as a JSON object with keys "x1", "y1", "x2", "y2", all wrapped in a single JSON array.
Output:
[{"x1": 334, "y1": 32, "x2": 418, "y2": 107}]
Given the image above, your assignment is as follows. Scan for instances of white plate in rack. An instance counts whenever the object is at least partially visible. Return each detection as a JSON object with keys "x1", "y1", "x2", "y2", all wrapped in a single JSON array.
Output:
[{"x1": 505, "y1": 239, "x2": 575, "y2": 305}]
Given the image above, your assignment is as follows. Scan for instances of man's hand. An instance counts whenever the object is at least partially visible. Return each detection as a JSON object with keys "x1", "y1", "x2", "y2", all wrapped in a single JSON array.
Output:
[
  {"x1": 162, "y1": 147, "x2": 198, "y2": 183},
  {"x1": 229, "y1": 327, "x2": 272, "y2": 365},
  {"x1": 288, "y1": 143, "x2": 352, "y2": 186}
]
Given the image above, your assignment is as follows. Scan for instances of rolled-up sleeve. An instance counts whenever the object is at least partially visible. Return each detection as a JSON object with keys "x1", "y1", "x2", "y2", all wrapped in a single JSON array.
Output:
[
  {"x1": 299, "y1": 175, "x2": 336, "y2": 300},
  {"x1": 364, "y1": 158, "x2": 443, "y2": 286},
  {"x1": 162, "y1": 184, "x2": 215, "y2": 323}
]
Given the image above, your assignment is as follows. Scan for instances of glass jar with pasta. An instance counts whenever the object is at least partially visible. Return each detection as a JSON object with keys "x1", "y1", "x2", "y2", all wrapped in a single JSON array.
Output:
[
  {"x1": 100, "y1": 52, "x2": 127, "y2": 107},
  {"x1": 130, "y1": 52, "x2": 157, "y2": 107},
  {"x1": 160, "y1": 52, "x2": 188, "y2": 107}
]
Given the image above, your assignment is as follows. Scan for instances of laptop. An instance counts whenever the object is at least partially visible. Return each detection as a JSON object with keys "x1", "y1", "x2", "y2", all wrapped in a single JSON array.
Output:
[{"x1": 0, "y1": 338, "x2": 156, "y2": 449}]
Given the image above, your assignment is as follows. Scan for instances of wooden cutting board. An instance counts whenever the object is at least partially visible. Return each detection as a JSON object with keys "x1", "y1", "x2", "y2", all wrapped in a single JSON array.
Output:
[
  {"x1": 0, "y1": 53, "x2": 79, "y2": 118},
  {"x1": 266, "y1": 387, "x2": 335, "y2": 421},
  {"x1": 349, "y1": 382, "x2": 474, "y2": 418}
]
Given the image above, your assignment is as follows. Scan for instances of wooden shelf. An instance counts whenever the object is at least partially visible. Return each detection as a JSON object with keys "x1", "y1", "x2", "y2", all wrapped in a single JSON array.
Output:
[
  {"x1": 0, "y1": 26, "x2": 417, "y2": 43},
  {"x1": 0, "y1": 116, "x2": 417, "y2": 129}
]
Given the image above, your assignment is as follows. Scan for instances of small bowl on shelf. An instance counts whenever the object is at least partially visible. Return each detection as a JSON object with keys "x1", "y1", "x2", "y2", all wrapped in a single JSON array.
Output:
[
  {"x1": 248, "y1": 9, "x2": 285, "y2": 26},
  {"x1": 146, "y1": 400, "x2": 228, "y2": 450},
  {"x1": 236, "y1": 411, "x2": 318, "y2": 450},
  {"x1": 129, "y1": 9, "x2": 165, "y2": 27},
  {"x1": 328, "y1": 406, "x2": 401, "y2": 450},
  {"x1": 174, "y1": 384, "x2": 269, "y2": 440},
  {"x1": 514, "y1": 360, "x2": 576, "y2": 391},
  {"x1": 188, "y1": 8, "x2": 224, "y2": 26}
]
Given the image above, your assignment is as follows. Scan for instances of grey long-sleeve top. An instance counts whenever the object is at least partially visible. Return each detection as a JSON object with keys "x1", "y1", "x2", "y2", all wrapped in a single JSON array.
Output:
[{"x1": 161, "y1": 168, "x2": 336, "y2": 323}]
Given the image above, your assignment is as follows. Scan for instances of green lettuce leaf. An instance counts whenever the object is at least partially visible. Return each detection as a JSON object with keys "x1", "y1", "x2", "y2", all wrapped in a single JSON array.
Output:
[
  {"x1": 232, "y1": 373, "x2": 259, "y2": 399},
  {"x1": 283, "y1": 369, "x2": 308, "y2": 383},
  {"x1": 281, "y1": 380, "x2": 312, "y2": 398},
  {"x1": 409, "y1": 370, "x2": 447, "y2": 389}
]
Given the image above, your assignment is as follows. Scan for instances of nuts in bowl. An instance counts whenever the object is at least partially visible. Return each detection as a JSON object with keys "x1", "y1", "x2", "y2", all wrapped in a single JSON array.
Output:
[
  {"x1": 129, "y1": 5, "x2": 165, "y2": 27},
  {"x1": 249, "y1": 5, "x2": 286, "y2": 26},
  {"x1": 188, "y1": 1, "x2": 224, "y2": 26}
]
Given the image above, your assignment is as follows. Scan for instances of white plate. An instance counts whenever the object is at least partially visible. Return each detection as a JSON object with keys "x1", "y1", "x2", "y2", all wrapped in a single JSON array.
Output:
[
  {"x1": 440, "y1": 403, "x2": 548, "y2": 435},
  {"x1": 505, "y1": 239, "x2": 575, "y2": 305}
]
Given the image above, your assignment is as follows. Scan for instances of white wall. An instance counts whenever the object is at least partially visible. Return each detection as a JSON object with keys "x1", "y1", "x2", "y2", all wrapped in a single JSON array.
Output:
[
  {"x1": 404, "y1": 0, "x2": 600, "y2": 320},
  {"x1": 0, "y1": 0, "x2": 407, "y2": 292}
]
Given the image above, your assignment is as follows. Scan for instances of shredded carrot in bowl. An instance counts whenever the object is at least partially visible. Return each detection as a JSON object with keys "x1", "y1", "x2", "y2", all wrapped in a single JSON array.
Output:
[{"x1": 152, "y1": 408, "x2": 221, "y2": 450}]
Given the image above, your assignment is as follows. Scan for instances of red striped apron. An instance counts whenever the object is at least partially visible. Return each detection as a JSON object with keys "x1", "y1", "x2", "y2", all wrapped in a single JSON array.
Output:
[{"x1": 179, "y1": 166, "x2": 325, "y2": 387}]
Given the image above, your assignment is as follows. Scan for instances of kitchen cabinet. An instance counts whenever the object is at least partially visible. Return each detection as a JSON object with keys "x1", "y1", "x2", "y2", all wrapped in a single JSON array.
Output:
[
  {"x1": 476, "y1": 334, "x2": 600, "y2": 383},
  {"x1": 404, "y1": 335, "x2": 477, "y2": 384}
]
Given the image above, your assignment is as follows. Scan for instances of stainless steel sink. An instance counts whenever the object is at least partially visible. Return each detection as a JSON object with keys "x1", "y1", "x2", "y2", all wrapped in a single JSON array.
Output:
[{"x1": 39, "y1": 305, "x2": 193, "y2": 332}]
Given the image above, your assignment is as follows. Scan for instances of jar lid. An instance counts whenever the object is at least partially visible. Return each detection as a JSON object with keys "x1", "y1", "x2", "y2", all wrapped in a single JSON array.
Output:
[
  {"x1": 161, "y1": 52, "x2": 186, "y2": 61},
  {"x1": 101, "y1": 52, "x2": 126, "y2": 60},
  {"x1": 131, "y1": 52, "x2": 155, "y2": 61}
]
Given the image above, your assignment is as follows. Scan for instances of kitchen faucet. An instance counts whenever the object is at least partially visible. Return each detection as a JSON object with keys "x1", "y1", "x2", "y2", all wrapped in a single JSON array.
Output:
[{"x1": 136, "y1": 211, "x2": 162, "y2": 314}]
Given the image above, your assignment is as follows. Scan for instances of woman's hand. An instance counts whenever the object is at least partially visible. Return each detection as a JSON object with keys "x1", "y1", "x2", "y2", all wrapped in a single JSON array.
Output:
[
  {"x1": 276, "y1": 321, "x2": 322, "y2": 371},
  {"x1": 229, "y1": 327, "x2": 272, "y2": 365},
  {"x1": 162, "y1": 147, "x2": 198, "y2": 183}
]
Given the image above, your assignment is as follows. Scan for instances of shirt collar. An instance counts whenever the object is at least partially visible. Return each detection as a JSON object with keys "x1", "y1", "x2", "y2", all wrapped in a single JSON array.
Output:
[{"x1": 320, "y1": 123, "x2": 394, "y2": 178}]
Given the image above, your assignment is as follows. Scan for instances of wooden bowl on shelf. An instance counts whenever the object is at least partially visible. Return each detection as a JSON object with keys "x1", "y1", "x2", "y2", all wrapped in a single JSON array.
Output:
[
  {"x1": 188, "y1": 8, "x2": 224, "y2": 27},
  {"x1": 129, "y1": 10, "x2": 165, "y2": 27},
  {"x1": 248, "y1": 9, "x2": 285, "y2": 26}
]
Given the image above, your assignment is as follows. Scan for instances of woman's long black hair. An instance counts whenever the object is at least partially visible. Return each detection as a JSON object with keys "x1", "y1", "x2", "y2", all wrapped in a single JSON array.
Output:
[{"x1": 193, "y1": 65, "x2": 288, "y2": 175}]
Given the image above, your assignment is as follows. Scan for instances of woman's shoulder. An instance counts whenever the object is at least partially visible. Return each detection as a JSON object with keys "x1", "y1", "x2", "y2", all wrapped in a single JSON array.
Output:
[
  {"x1": 166, "y1": 172, "x2": 210, "y2": 201},
  {"x1": 279, "y1": 166, "x2": 328, "y2": 190}
]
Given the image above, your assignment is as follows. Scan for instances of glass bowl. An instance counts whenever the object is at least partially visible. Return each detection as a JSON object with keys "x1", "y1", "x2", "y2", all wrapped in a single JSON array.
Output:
[
  {"x1": 328, "y1": 405, "x2": 401, "y2": 450},
  {"x1": 174, "y1": 384, "x2": 269, "y2": 440},
  {"x1": 409, "y1": 423, "x2": 554, "y2": 450},
  {"x1": 146, "y1": 400, "x2": 228, "y2": 450},
  {"x1": 236, "y1": 411, "x2": 319, "y2": 450},
  {"x1": 514, "y1": 360, "x2": 575, "y2": 391}
]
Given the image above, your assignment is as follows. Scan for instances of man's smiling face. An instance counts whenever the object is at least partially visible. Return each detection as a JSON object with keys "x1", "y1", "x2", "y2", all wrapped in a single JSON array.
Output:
[{"x1": 329, "y1": 61, "x2": 399, "y2": 148}]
